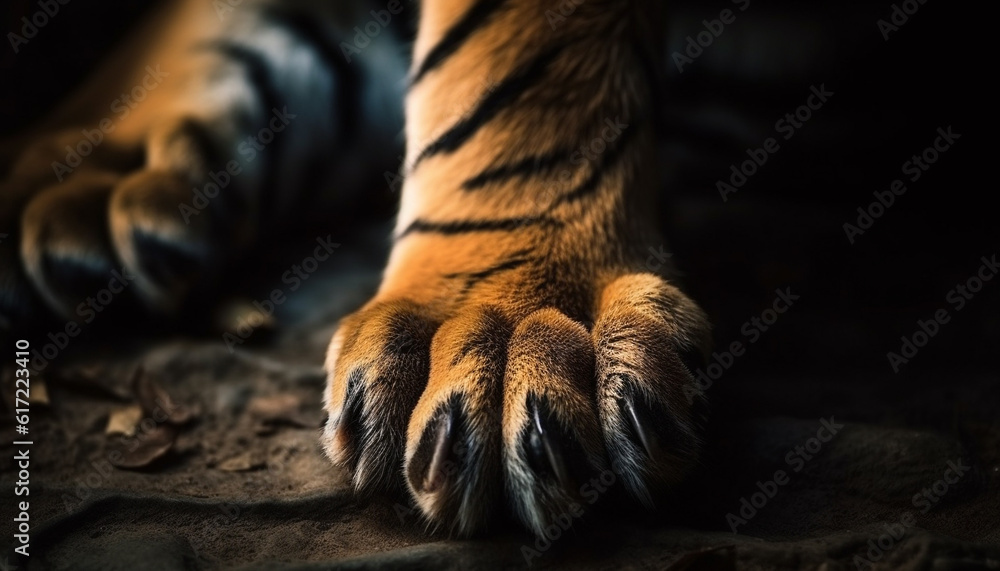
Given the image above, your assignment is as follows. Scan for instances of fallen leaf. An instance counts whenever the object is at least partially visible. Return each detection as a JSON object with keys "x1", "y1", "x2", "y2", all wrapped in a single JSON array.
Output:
[
  {"x1": 109, "y1": 424, "x2": 178, "y2": 469},
  {"x1": 106, "y1": 405, "x2": 143, "y2": 436},
  {"x1": 217, "y1": 452, "x2": 266, "y2": 472},
  {"x1": 214, "y1": 298, "x2": 276, "y2": 336},
  {"x1": 247, "y1": 393, "x2": 321, "y2": 430},
  {"x1": 247, "y1": 394, "x2": 300, "y2": 418},
  {"x1": 133, "y1": 368, "x2": 196, "y2": 424}
]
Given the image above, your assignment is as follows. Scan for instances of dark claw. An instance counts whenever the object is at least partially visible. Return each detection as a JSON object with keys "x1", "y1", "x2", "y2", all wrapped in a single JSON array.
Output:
[
  {"x1": 619, "y1": 389, "x2": 700, "y2": 464},
  {"x1": 408, "y1": 398, "x2": 465, "y2": 494},
  {"x1": 618, "y1": 395, "x2": 662, "y2": 462},
  {"x1": 425, "y1": 412, "x2": 452, "y2": 492},
  {"x1": 522, "y1": 394, "x2": 590, "y2": 490}
]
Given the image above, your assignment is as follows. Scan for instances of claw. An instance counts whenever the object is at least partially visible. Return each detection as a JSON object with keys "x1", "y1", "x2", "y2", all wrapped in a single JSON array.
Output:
[
  {"x1": 619, "y1": 396, "x2": 661, "y2": 462},
  {"x1": 424, "y1": 410, "x2": 454, "y2": 492},
  {"x1": 522, "y1": 394, "x2": 589, "y2": 491},
  {"x1": 409, "y1": 401, "x2": 462, "y2": 494}
]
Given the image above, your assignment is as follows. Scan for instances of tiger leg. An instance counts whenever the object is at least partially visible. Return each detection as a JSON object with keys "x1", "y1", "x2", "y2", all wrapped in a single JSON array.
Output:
[{"x1": 322, "y1": 0, "x2": 711, "y2": 536}]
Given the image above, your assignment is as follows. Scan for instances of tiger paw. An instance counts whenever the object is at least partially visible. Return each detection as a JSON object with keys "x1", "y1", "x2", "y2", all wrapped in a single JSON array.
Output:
[{"x1": 321, "y1": 248, "x2": 711, "y2": 536}]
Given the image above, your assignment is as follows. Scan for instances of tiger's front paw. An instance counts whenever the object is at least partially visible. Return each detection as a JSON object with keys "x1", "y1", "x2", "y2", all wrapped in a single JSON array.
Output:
[{"x1": 322, "y1": 266, "x2": 710, "y2": 536}]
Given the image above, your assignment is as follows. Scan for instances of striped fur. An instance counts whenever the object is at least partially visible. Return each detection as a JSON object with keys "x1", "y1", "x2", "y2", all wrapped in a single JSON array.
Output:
[{"x1": 323, "y1": 0, "x2": 711, "y2": 536}]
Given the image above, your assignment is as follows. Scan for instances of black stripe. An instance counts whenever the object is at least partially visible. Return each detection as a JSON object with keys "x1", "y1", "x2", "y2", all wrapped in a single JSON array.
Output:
[
  {"x1": 547, "y1": 120, "x2": 638, "y2": 209},
  {"x1": 411, "y1": 45, "x2": 565, "y2": 169},
  {"x1": 449, "y1": 255, "x2": 531, "y2": 282},
  {"x1": 461, "y1": 148, "x2": 574, "y2": 191},
  {"x1": 463, "y1": 257, "x2": 530, "y2": 293},
  {"x1": 410, "y1": 0, "x2": 509, "y2": 86},
  {"x1": 445, "y1": 251, "x2": 532, "y2": 294},
  {"x1": 262, "y1": 7, "x2": 363, "y2": 143},
  {"x1": 445, "y1": 253, "x2": 532, "y2": 305},
  {"x1": 398, "y1": 216, "x2": 559, "y2": 238}
]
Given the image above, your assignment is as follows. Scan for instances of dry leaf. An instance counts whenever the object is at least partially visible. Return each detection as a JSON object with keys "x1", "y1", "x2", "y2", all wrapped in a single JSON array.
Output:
[
  {"x1": 214, "y1": 298, "x2": 276, "y2": 335},
  {"x1": 106, "y1": 405, "x2": 143, "y2": 436},
  {"x1": 133, "y1": 368, "x2": 196, "y2": 425},
  {"x1": 247, "y1": 393, "x2": 320, "y2": 430},
  {"x1": 109, "y1": 424, "x2": 178, "y2": 469},
  {"x1": 216, "y1": 452, "x2": 265, "y2": 472},
  {"x1": 247, "y1": 394, "x2": 301, "y2": 419}
]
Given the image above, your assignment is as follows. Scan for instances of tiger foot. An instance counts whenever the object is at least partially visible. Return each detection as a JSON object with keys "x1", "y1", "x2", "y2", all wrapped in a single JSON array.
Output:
[
  {"x1": 322, "y1": 257, "x2": 710, "y2": 536},
  {"x1": 321, "y1": 0, "x2": 707, "y2": 539}
]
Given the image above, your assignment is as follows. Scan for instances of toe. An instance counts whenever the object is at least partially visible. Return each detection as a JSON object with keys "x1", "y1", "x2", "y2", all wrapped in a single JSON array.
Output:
[
  {"x1": 405, "y1": 306, "x2": 510, "y2": 535},
  {"x1": 110, "y1": 169, "x2": 219, "y2": 312},
  {"x1": 593, "y1": 273, "x2": 711, "y2": 505},
  {"x1": 502, "y1": 308, "x2": 607, "y2": 536},
  {"x1": 19, "y1": 173, "x2": 125, "y2": 320},
  {"x1": 322, "y1": 300, "x2": 439, "y2": 494}
]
